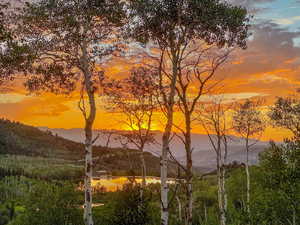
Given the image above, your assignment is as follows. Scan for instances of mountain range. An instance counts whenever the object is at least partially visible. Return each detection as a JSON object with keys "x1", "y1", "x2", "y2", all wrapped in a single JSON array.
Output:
[{"x1": 39, "y1": 127, "x2": 269, "y2": 172}]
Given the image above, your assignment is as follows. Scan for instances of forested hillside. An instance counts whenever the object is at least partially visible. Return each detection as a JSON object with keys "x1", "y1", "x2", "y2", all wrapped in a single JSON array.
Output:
[{"x1": 0, "y1": 119, "x2": 173, "y2": 176}]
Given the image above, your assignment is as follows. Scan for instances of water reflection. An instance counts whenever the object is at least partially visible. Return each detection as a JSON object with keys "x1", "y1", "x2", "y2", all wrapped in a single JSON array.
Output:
[{"x1": 91, "y1": 176, "x2": 176, "y2": 192}]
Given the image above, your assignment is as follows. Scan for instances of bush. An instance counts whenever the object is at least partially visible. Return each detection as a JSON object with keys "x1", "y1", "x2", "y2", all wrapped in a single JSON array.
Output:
[
  {"x1": 9, "y1": 182, "x2": 84, "y2": 225},
  {"x1": 94, "y1": 184, "x2": 158, "y2": 225}
]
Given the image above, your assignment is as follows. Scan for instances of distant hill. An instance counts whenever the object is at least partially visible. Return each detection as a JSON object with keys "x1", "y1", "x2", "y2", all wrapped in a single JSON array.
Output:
[
  {"x1": 0, "y1": 119, "x2": 176, "y2": 176},
  {"x1": 40, "y1": 128, "x2": 269, "y2": 172}
]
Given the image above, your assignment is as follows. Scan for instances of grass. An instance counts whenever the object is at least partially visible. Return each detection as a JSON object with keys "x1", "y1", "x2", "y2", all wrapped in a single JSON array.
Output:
[{"x1": 0, "y1": 154, "x2": 84, "y2": 181}]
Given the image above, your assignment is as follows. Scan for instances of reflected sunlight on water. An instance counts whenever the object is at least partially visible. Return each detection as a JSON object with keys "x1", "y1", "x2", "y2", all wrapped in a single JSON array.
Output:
[{"x1": 91, "y1": 176, "x2": 175, "y2": 192}]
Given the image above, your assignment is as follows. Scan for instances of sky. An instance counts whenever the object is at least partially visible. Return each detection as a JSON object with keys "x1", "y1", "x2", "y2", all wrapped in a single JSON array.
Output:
[{"x1": 1, "y1": 0, "x2": 300, "y2": 141}]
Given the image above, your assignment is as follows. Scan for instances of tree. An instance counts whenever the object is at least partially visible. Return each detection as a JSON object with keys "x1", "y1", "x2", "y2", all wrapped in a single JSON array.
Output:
[
  {"x1": 127, "y1": 1, "x2": 250, "y2": 224},
  {"x1": 17, "y1": 1, "x2": 124, "y2": 224},
  {"x1": 173, "y1": 43, "x2": 230, "y2": 225},
  {"x1": 198, "y1": 97, "x2": 230, "y2": 225},
  {"x1": 259, "y1": 141, "x2": 300, "y2": 225},
  {"x1": 232, "y1": 99, "x2": 265, "y2": 213},
  {"x1": 269, "y1": 96, "x2": 300, "y2": 139},
  {"x1": 10, "y1": 182, "x2": 84, "y2": 225},
  {"x1": 0, "y1": 2, "x2": 32, "y2": 85},
  {"x1": 103, "y1": 67, "x2": 158, "y2": 192}
]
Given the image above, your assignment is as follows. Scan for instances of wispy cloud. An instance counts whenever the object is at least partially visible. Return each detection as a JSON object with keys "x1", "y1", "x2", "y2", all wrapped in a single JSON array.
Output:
[{"x1": 274, "y1": 16, "x2": 300, "y2": 25}]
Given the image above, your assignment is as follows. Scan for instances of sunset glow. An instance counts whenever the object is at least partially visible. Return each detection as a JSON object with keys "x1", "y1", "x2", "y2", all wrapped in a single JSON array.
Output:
[{"x1": 0, "y1": 0, "x2": 300, "y2": 142}]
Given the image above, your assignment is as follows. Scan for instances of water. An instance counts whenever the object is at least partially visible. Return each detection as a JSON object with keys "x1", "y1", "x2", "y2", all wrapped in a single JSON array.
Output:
[{"x1": 91, "y1": 176, "x2": 175, "y2": 192}]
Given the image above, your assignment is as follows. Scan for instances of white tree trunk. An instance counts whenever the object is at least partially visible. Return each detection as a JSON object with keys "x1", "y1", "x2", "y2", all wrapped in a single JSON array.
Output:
[
  {"x1": 221, "y1": 166, "x2": 227, "y2": 225},
  {"x1": 218, "y1": 170, "x2": 226, "y2": 225},
  {"x1": 84, "y1": 142, "x2": 94, "y2": 225},
  {"x1": 81, "y1": 46, "x2": 96, "y2": 225},
  {"x1": 245, "y1": 147, "x2": 250, "y2": 214},
  {"x1": 184, "y1": 117, "x2": 193, "y2": 225},
  {"x1": 141, "y1": 150, "x2": 146, "y2": 187},
  {"x1": 217, "y1": 155, "x2": 226, "y2": 225},
  {"x1": 293, "y1": 206, "x2": 296, "y2": 225},
  {"x1": 160, "y1": 51, "x2": 178, "y2": 225},
  {"x1": 176, "y1": 196, "x2": 182, "y2": 222},
  {"x1": 161, "y1": 134, "x2": 169, "y2": 225},
  {"x1": 186, "y1": 182, "x2": 193, "y2": 225},
  {"x1": 204, "y1": 203, "x2": 207, "y2": 224},
  {"x1": 140, "y1": 150, "x2": 146, "y2": 198}
]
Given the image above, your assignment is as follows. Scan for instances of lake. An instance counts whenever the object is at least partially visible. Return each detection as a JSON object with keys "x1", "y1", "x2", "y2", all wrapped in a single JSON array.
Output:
[{"x1": 91, "y1": 176, "x2": 176, "y2": 192}]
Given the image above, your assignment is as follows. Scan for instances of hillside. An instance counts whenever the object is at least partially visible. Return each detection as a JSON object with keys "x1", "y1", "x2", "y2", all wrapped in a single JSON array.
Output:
[
  {"x1": 0, "y1": 119, "x2": 175, "y2": 176},
  {"x1": 41, "y1": 128, "x2": 268, "y2": 172}
]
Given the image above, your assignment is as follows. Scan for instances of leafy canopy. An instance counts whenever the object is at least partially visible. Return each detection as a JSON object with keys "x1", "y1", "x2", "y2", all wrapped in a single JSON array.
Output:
[
  {"x1": 233, "y1": 99, "x2": 265, "y2": 139},
  {"x1": 0, "y1": 3, "x2": 33, "y2": 84},
  {"x1": 18, "y1": 0, "x2": 125, "y2": 94},
  {"x1": 269, "y1": 96, "x2": 300, "y2": 139},
  {"x1": 127, "y1": 0, "x2": 250, "y2": 49}
]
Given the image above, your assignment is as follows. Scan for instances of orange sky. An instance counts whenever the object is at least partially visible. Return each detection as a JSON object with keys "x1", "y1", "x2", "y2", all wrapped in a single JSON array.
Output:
[{"x1": 1, "y1": 1, "x2": 300, "y2": 142}]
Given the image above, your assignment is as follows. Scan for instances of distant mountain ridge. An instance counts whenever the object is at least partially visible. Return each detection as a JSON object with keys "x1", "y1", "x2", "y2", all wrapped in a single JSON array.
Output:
[{"x1": 39, "y1": 127, "x2": 269, "y2": 172}]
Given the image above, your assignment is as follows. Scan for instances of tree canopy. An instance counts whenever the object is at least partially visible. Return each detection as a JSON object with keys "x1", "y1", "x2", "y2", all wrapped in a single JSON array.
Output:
[
  {"x1": 17, "y1": 0, "x2": 124, "y2": 94},
  {"x1": 127, "y1": 0, "x2": 250, "y2": 48}
]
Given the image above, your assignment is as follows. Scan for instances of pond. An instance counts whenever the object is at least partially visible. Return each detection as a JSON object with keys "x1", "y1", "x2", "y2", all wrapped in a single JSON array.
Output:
[{"x1": 91, "y1": 176, "x2": 176, "y2": 192}]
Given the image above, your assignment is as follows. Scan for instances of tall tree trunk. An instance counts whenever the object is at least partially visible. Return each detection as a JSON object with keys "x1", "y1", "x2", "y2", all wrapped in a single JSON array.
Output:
[
  {"x1": 186, "y1": 182, "x2": 193, "y2": 225},
  {"x1": 292, "y1": 206, "x2": 296, "y2": 225},
  {"x1": 221, "y1": 166, "x2": 227, "y2": 225},
  {"x1": 160, "y1": 52, "x2": 178, "y2": 225},
  {"x1": 222, "y1": 138, "x2": 228, "y2": 223},
  {"x1": 204, "y1": 203, "x2": 207, "y2": 224},
  {"x1": 83, "y1": 92, "x2": 96, "y2": 225},
  {"x1": 185, "y1": 115, "x2": 193, "y2": 225},
  {"x1": 176, "y1": 196, "x2": 182, "y2": 222},
  {"x1": 141, "y1": 150, "x2": 146, "y2": 187},
  {"x1": 217, "y1": 154, "x2": 226, "y2": 225},
  {"x1": 245, "y1": 142, "x2": 250, "y2": 214},
  {"x1": 81, "y1": 46, "x2": 96, "y2": 225},
  {"x1": 84, "y1": 128, "x2": 94, "y2": 225},
  {"x1": 140, "y1": 149, "x2": 146, "y2": 198},
  {"x1": 161, "y1": 128, "x2": 170, "y2": 225}
]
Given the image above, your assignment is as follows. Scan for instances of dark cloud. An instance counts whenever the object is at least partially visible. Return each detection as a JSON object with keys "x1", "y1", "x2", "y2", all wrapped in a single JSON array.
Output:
[{"x1": 217, "y1": 21, "x2": 300, "y2": 97}]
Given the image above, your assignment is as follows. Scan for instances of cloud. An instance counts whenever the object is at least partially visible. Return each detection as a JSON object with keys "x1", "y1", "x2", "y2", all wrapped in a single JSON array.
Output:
[
  {"x1": 199, "y1": 92, "x2": 268, "y2": 103},
  {"x1": 274, "y1": 16, "x2": 300, "y2": 25},
  {"x1": 229, "y1": 0, "x2": 275, "y2": 13},
  {"x1": 0, "y1": 94, "x2": 72, "y2": 121},
  {"x1": 0, "y1": 93, "x2": 29, "y2": 103},
  {"x1": 215, "y1": 21, "x2": 300, "y2": 98}
]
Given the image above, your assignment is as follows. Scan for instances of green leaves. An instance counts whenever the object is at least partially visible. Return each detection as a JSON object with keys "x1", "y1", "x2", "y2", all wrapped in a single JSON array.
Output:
[
  {"x1": 0, "y1": 3, "x2": 34, "y2": 84},
  {"x1": 233, "y1": 99, "x2": 265, "y2": 139},
  {"x1": 269, "y1": 97, "x2": 300, "y2": 139},
  {"x1": 127, "y1": 0, "x2": 250, "y2": 49},
  {"x1": 17, "y1": 0, "x2": 125, "y2": 95}
]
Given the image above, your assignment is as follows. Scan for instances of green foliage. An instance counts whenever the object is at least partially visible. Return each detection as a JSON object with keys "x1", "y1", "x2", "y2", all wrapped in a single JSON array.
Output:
[
  {"x1": 269, "y1": 96, "x2": 300, "y2": 138},
  {"x1": 94, "y1": 184, "x2": 157, "y2": 225},
  {"x1": 17, "y1": 0, "x2": 125, "y2": 94},
  {"x1": 0, "y1": 3, "x2": 33, "y2": 84},
  {"x1": 128, "y1": 0, "x2": 250, "y2": 48},
  {"x1": 9, "y1": 182, "x2": 84, "y2": 225},
  {"x1": 0, "y1": 176, "x2": 84, "y2": 225},
  {"x1": 255, "y1": 141, "x2": 300, "y2": 224},
  {"x1": 0, "y1": 176, "x2": 34, "y2": 225},
  {"x1": 0, "y1": 155, "x2": 84, "y2": 181},
  {"x1": 233, "y1": 99, "x2": 265, "y2": 139},
  {"x1": 192, "y1": 178, "x2": 219, "y2": 225},
  {"x1": 225, "y1": 141, "x2": 300, "y2": 225}
]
